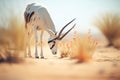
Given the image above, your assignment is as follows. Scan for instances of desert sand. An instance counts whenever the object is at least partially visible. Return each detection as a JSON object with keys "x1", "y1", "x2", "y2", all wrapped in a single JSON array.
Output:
[
  {"x1": 0, "y1": 47, "x2": 120, "y2": 80},
  {"x1": 0, "y1": 35, "x2": 120, "y2": 80}
]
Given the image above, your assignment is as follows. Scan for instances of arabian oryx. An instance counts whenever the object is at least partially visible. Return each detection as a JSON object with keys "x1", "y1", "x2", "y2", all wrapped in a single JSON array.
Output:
[{"x1": 24, "y1": 3, "x2": 76, "y2": 59}]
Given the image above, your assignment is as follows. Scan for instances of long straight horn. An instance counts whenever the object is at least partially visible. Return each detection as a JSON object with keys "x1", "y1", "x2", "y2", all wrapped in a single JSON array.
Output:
[
  {"x1": 48, "y1": 18, "x2": 76, "y2": 43},
  {"x1": 59, "y1": 24, "x2": 76, "y2": 40},
  {"x1": 48, "y1": 37, "x2": 57, "y2": 43},
  {"x1": 57, "y1": 18, "x2": 76, "y2": 38}
]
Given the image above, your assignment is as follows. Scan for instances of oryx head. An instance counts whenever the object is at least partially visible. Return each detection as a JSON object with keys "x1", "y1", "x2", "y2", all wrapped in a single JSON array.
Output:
[{"x1": 48, "y1": 18, "x2": 76, "y2": 54}]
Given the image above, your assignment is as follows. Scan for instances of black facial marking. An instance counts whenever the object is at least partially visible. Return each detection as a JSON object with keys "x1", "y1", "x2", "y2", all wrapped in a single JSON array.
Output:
[
  {"x1": 29, "y1": 11, "x2": 35, "y2": 22},
  {"x1": 50, "y1": 41, "x2": 56, "y2": 49},
  {"x1": 26, "y1": 13, "x2": 30, "y2": 23},
  {"x1": 24, "y1": 11, "x2": 35, "y2": 23}
]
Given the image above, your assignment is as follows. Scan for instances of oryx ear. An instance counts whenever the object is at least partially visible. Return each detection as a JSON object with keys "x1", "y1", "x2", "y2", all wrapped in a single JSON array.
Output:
[{"x1": 28, "y1": 11, "x2": 35, "y2": 22}]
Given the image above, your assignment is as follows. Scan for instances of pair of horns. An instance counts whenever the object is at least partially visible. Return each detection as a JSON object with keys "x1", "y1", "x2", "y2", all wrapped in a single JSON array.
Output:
[{"x1": 48, "y1": 18, "x2": 76, "y2": 43}]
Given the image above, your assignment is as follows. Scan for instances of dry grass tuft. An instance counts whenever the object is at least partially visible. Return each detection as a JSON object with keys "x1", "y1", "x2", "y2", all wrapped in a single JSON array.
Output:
[
  {"x1": 0, "y1": 50, "x2": 23, "y2": 63},
  {"x1": 58, "y1": 30, "x2": 98, "y2": 63},
  {"x1": 0, "y1": 13, "x2": 25, "y2": 63},
  {"x1": 94, "y1": 14, "x2": 120, "y2": 48}
]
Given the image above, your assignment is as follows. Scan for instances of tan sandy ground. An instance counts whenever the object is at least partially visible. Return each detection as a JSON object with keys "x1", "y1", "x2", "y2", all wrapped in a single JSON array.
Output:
[
  {"x1": 0, "y1": 46, "x2": 120, "y2": 80},
  {"x1": 0, "y1": 34, "x2": 120, "y2": 80}
]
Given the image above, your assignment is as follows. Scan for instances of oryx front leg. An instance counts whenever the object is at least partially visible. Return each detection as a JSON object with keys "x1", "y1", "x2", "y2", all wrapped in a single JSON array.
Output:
[{"x1": 25, "y1": 43, "x2": 32, "y2": 57}]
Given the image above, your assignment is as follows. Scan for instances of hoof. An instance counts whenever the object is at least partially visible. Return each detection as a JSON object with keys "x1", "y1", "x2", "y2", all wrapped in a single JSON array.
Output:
[
  {"x1": 41, "y1": 56, "x2": 44, "y2": 59},
  {"x1": 52, "y1": 52, "x2": 57, "y2": 55},
  {"x1": 35, "y1": 56, "x2": 39, "y2": 59}
]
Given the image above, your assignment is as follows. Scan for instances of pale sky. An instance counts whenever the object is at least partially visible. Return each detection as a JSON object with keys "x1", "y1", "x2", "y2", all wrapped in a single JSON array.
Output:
[{"x1": 0, "y1": 0, "x2": 120, "y2": 33}]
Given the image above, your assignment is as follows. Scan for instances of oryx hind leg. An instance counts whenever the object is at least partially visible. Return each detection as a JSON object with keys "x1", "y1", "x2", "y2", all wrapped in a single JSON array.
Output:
[
  {"x1": 25, "y1": 39, "x2": 32, "y2": 58},
  {"x1": 28, "y1": 45, "x2": 32, "y2": 57},
  {"x1": 24, "y1": 49, "x2": 27, "y2": 58},
  {"x1": 24, "y1": 44, "x2": 27, "y2": 57},
  {"x1": 40, "y1": 30, "x2": 44, "y2": 59},
  {"x1": 35, "y1": 44, "x2": 39, "y2": 58},
  {"x1": 24, "y1": 47, "x2": 32, "y2": 58},
  {"x1": 35, "y1": 27, "x2": 39, "y2": 59}
]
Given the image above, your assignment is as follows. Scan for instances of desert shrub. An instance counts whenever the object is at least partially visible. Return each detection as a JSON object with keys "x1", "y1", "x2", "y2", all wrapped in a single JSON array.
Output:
[
  {"x1": 58, "y1": 30, "x2": 98, "y2": 63},
  {"x1": 0, "y1": 13, "x2": 25, "y2": 63},
  {"x1": 94, "y1": 14, "x2": 120, "y2": 48},
  {"x1": 0, "y1": 50, "x2": 23, "y2": 63}
]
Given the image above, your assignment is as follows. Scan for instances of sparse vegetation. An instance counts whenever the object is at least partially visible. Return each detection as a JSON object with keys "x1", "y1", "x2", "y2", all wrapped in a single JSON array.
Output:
[
  {"x1": 0, "y1": 13, "x2": 25, "y2": 63},
  {"x1": 94, "y1": 14, "x2": 120, "y2": 48},
  {"x1": 58, "y1": 30, "x2": 98, "y2": 63}
]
